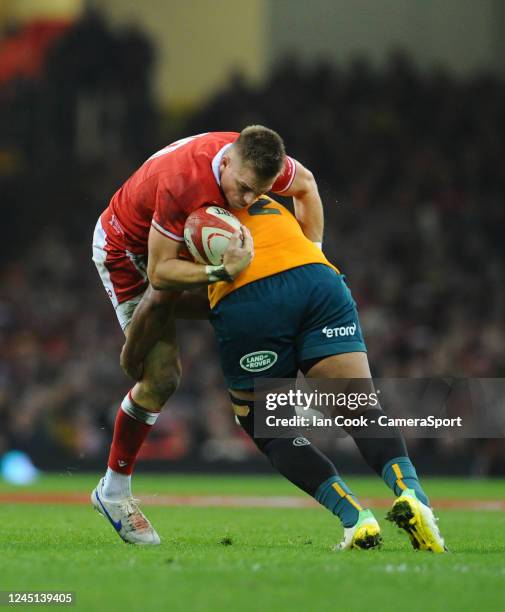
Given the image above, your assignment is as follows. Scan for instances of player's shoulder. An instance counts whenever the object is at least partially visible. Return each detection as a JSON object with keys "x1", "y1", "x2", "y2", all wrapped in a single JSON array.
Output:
[
  {"x1": 180, "y1": 131, "x2": 238, "y2": 155},
  {"x1": 200, "y1": 131, "x2": 239, "y2": 144},
  {"x1": 192, "y1": 131, "x2": 239, "y2": 157},
  {"x1": 146, "y1": 131, "x2": 237, "y2": 171},
  {"x1": 177, "y1": 132, "x2": 238, "y2": 194},
  {"x1": 133, "y1": 131, "x2": 237, "y2": 206}
]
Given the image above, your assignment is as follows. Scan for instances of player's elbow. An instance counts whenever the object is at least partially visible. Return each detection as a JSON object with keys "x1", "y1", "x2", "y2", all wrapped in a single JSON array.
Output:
[
  {"x1": 147, "y1": 264, "x2": 168, "y2": 292},
  {"x1": 149, "y1": 277, "x2": 162, "y2": 291},
  {"x1": 149, "y1": 274, "x2": 169, "y2": 292},
  {"x1": 148, "y1": 257, "x2": 185, "y2": 292}
]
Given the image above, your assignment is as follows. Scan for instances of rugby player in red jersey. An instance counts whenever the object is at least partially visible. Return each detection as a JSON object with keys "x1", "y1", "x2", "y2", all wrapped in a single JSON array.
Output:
[{"x1": 91, "y1": 126, "x2": 322, "y2": 544}]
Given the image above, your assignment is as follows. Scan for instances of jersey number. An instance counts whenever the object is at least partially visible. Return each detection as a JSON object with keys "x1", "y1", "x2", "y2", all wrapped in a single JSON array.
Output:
[{"x1": 247, "y1": 197, "x2": 281, "y2": 216}]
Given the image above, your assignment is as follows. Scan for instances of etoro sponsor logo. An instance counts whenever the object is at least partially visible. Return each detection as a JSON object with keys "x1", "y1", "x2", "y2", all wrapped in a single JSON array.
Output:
[
  {"x1": 240, "y1": 350, "x2": 278, "y2": 372},
  {"x1": 322, "y1": 323, "x2": 357, "y2": 338}
]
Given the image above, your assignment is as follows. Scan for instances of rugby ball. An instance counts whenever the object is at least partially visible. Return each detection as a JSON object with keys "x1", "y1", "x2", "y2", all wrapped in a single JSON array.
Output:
[{"x1": 184, "y1": 206, "x2": 241, "y2": 265}]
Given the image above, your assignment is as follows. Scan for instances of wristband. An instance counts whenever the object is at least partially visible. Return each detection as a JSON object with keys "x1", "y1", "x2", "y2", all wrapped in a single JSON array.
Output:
[{"x1": 206, "y1": 264, "x2": 233, "y2": 283}]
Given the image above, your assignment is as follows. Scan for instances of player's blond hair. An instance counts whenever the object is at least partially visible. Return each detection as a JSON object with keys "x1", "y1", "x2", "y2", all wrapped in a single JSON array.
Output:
[{"x1": 235, "y1": 125, "x2": 286, "y2": 181}]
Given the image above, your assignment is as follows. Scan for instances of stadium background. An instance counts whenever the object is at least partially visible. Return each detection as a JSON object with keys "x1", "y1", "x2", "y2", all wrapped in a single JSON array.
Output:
[{"x1": 1, "y1": 0, "x2": 505, "y2": 480}]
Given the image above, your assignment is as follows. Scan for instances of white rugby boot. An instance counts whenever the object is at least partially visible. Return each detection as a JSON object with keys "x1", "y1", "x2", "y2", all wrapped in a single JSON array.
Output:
[
  {"x1": 387, "y1": 488, "x2": 446, "y2": 553},
  {"x1": 336, "y1": 509, "x2": 382, "y2": 550},
  {"x1": 91, "y1": 478, "x2": 161, "y2": 545}
]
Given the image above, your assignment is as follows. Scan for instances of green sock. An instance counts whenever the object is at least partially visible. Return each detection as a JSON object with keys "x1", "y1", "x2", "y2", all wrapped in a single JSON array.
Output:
[
  {"x1": 382, "y1": 456, "x2": 429, "y2": 506},
  {"x1": 315, "y1": 476, "x2": 362, "y2": 527}
]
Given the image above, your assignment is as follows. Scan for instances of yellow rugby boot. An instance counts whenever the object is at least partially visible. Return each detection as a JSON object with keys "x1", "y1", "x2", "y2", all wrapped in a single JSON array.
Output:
[
  {"x1": 336, "y1": 509, "x2": 382, "y2": 550},
  {"x1": 387, "y1": 488, "x2": 446, "y2": 553}
]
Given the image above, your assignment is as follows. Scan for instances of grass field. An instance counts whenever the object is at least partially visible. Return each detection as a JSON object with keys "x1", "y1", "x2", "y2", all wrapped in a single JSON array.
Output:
[{"x1": 1, "y1": 474, "x2": 505, "y2": 611}]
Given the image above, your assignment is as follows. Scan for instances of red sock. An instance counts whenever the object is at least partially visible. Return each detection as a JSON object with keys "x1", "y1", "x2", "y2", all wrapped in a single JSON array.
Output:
[{"x1": 107, "y1": 397, "x2": 157, "y2": 475}]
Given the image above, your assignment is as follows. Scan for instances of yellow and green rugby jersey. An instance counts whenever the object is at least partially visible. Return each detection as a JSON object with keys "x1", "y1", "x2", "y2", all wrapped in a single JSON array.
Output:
[{"x1": 208, "y1": 197, "x2": 338, "y2": 309}]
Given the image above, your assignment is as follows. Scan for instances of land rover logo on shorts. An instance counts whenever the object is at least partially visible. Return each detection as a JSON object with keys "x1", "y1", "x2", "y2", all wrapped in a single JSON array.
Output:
[{"x1": 239, "y1": 351, "x2": 278, "y2": 372}]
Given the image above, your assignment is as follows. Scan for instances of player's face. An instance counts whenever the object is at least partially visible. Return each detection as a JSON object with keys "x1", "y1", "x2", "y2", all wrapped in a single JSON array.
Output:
[{"x1": 220, "y1": 151, "x2": 275, "y2": 210}]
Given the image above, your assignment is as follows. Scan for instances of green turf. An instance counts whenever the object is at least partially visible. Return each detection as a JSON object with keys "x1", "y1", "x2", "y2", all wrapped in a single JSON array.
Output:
[
  {"x1": 1, "y1": 472, "x2": 505, "y2": 498},
  {"x1": 1, "y1": 474, "x2": 505, "y2": 611}
]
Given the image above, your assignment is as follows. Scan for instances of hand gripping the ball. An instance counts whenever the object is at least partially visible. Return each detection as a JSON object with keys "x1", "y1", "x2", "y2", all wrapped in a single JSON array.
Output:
[{"x1": 222, "y1": 226, "x2": 254, "y2": 279}]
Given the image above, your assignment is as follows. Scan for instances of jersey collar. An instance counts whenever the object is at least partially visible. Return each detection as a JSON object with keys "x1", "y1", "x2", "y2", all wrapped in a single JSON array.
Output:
[{"x1": 211, "y1": 143, "x2": 233, "y2": 186}]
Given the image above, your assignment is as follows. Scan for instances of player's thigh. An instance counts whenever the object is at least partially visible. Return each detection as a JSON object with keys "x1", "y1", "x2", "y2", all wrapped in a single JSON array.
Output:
[
  {"x1": 296, "y1": 268, "x2": 368, "y2": 369},
  {"x1": 121, "y1": 285, "x2": 180, "y2": 383},
  {"x1": 305, "y1": 351, "x2": 371, "y2": 378},
  {"x1": 210, "y1": 279, "x2": 300, "y2": 391},
  {"x1": 133, "y1": 315, "x2": 181, "y2": 386}
]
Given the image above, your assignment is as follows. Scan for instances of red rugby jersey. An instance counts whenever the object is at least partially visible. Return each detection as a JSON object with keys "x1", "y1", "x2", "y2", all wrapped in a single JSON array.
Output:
[{"x1": 102, "y1": 132, "x2": 296, "y2": 253}]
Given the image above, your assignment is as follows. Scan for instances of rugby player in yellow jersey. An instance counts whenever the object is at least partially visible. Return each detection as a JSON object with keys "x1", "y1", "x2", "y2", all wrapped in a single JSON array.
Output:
[
  {"x1": 109, "y1": 125, "x2": 445, "y2": 551},
  {"x1": 208, "y1": 196, "x2": 446, "y2": 552}
]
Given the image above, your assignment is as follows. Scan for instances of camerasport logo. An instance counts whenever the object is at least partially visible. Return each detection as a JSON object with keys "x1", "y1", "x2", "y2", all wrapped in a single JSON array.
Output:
[
  {"x1": 240, "y1": 351, "x2": 278, "y2": 372},
  {"x1": 322, "y1": 323, "x2": 356, "y2": 338}
]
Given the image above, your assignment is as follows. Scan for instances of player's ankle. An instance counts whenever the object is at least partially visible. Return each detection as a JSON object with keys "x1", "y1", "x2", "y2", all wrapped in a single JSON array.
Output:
[{"x1": 102, "y1": 468, "x2": 132, "y2": 499}]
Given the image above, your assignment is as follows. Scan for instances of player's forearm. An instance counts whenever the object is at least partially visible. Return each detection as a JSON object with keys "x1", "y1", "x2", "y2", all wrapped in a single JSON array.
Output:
[
  {"x1": 147, "y1": 225, "x2": 253, "y2": 291},
  {"x1": 148, "y1": 259, "x2": 211, "y2": 291}
]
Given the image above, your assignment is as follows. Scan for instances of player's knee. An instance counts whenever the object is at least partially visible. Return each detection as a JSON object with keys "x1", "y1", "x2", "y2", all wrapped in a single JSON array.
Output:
[
  {"x1": 157, "y1": 368, "x2": 181, "y2": 399},
  {"x1": 144, "y1": 366, "x2": 181, "y2": 404}
]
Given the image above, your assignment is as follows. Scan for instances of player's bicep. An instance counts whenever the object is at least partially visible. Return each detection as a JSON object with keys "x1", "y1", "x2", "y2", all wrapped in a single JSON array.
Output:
[{"x1": 147, "y1": 224, "x2": 183, "y2": 281}]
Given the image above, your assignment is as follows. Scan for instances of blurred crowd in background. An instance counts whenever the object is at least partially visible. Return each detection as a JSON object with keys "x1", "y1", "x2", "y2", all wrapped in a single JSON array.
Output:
[{"x1": 1, "y1": 10, "x2": 504, "y2": 475}]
